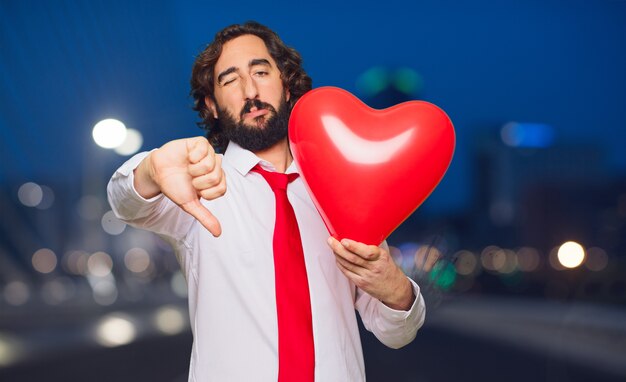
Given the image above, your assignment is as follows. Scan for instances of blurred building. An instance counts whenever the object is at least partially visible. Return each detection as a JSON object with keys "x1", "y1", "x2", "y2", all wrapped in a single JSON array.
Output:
[{"x1": 467, "y1": 125, "x2": 625, "y2": 303}]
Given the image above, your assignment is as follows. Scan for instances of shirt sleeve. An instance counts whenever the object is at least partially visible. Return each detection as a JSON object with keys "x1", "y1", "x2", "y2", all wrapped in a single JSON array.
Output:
[
  {"x1": 353, "y1": 240, "x2": 426, "y2": 349},
  {"x1": 106, "y1": 151, "x2": 195, "y2": 240},
  {"x1": 354, "y1": 277, "x2": 425, "y2": 349}
]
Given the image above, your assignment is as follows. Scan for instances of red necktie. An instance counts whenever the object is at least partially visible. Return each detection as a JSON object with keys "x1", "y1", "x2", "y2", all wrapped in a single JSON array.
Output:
[{"x1": 252, "y1": 164, "x2": 315, "y2": 382}]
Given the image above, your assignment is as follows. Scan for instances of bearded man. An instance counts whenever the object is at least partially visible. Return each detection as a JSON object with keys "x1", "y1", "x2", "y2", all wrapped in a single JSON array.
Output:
[{"x1": 108, "y1": 21, "x2": 425, "y2": 382}]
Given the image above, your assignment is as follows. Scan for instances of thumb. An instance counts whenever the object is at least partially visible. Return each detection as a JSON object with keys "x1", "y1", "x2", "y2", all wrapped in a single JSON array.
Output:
[{"x1": 181, "y1": 199, "x2": 222, "y2": 237}]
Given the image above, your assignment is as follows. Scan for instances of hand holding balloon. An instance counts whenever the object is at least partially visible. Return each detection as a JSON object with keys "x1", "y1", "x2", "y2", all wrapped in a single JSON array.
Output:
[{"x1": 327, "y1": 237, "x2": 414, "y2": 310}]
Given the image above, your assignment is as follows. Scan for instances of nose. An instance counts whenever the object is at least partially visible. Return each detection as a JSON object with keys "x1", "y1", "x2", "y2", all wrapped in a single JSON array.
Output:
[{"x1": 242, "y1": 75, "x2": 259, "y2": 100}]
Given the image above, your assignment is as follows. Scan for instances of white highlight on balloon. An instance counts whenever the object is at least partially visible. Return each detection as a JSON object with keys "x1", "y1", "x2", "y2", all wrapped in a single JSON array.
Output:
[
  {"x1": 321, "y1": 115, "x2": 414, "y2": 165},
  {"x1": 93, "y1": 119, "x2": 127, "y2": 149}
]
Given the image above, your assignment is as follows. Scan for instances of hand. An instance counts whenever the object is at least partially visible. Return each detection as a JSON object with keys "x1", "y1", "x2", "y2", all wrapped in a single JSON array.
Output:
[
  {"x1": 327, "y1": 237, "x2": 415, "y2": 311},
  {"x1": 135, "y1": 136, "x2": 226, "y2": 236}
]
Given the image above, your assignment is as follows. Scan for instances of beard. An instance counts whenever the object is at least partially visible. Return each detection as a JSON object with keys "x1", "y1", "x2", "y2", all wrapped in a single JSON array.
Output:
[{"x1": 216, "y1": 94, "x2": 291, "y2": 152}]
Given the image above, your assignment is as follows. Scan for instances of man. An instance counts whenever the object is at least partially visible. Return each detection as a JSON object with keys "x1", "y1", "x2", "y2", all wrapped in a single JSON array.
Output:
[{"x1": 108, "y1": 21, "x2": 425, "y2": 381}]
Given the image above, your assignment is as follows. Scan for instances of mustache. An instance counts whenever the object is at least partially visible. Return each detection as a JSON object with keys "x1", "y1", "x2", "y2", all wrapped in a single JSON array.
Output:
[{"x1": 240, "y1": 99, "x2": 276, "y2": 118}]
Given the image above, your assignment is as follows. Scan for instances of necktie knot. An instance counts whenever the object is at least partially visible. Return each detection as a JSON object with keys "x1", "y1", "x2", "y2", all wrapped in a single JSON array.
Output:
[{"x1": 252, "y1": 164, "x2": 299, "y2": 191}]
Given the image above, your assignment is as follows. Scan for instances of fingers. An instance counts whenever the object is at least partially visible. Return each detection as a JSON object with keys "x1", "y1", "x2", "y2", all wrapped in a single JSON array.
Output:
[
  {"x1": 188, "y1": 146, "x2": 217, "y2": 176},
  {"x1": 196, "y1": 171, "x2": 227, "y2": 200},
  {"x1": 327, "y1": 237, "x2": 383, "y2": 273},
  {"x1": 327, "y1": 237, "x2": 363, "y2": 267},
  {"x1": 191, "y1": 155, "x2": 223, "y2": 188},
  {"x1": 187, "y1": 137, "x2": 211, "y2": 164},
  {"x1": 189, "y1": 151, "x2": 226, "y2": 201},
  {"x1": 181, "y1": 199, "x2": 222, "y2": 237},
  {"x1": 331, "y1": 238, "x2": 381, "y2": 262},
  {"x1": 333, "y1": 248, "x2": 375, "y2": 293},
  {"x1": 335, "y1": 253, "x2": 364, "y2": 276}
]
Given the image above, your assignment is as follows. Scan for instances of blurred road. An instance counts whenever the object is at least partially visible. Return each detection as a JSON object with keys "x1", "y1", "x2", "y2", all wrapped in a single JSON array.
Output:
[{"x1": 1, "y1": 296, "x2": 624, "y2": 382}]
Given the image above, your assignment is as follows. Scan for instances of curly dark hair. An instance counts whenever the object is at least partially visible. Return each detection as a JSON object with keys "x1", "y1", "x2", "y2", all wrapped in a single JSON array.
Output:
[{"x1": 190, "y1": 21, "x2": 312, "y2": 152}]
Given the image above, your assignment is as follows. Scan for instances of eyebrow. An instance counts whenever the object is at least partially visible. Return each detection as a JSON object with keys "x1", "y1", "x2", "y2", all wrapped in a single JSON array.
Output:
[
  {"x1": 216, "y1": 58, "x2": 273, "y2": 85},
  {"x1": 217, "y1": 67, "x2": 238, "y2": 85},
  {"x1": 249, "y1": 58, "x2": 271, "y2": 68}
]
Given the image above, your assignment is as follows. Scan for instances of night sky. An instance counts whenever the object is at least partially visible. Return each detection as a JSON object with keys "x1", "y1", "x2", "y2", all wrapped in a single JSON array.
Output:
[{"x1": 1, "y1": 0, "x2": 625, "y2": 215}]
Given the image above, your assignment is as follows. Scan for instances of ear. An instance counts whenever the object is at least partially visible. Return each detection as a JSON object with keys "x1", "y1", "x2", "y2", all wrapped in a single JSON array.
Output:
[
  {"x1": 204, "y1": 96, "x2": 218, "y2": 119},
  {"x1": 285, "y1": 88, "x2": 291, "y2": 103}
]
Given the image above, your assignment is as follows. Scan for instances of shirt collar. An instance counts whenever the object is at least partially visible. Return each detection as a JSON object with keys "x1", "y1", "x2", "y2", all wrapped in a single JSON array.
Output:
[{"x1": 223, "y1": 141, "x2": 299, "y2": 176}]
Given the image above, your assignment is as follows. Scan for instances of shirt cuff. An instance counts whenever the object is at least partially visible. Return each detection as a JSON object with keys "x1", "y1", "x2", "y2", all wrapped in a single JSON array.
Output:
[
  {"x1": 114, "y1": 150, "x2": 164, "y2": 206},
  {"x1": 377, "y1": 277, "x2": 422, "y2": 322}
]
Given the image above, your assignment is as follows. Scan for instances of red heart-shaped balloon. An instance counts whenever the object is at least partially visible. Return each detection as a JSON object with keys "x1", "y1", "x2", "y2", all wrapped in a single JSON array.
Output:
[{"x1": 289, "y1": 86, "x2": 455, "y2": 245}]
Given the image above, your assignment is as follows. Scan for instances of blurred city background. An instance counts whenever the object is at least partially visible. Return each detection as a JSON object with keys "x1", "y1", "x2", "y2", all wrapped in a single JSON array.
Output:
[{"x1": 1, "y1": 0, "x2": 625, "y2": 381}]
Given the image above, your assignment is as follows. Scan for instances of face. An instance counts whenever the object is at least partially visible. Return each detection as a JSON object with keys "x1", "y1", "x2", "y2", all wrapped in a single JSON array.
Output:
[{"x1": 205, "y1": 34, "x2": 290, "y2": 151}]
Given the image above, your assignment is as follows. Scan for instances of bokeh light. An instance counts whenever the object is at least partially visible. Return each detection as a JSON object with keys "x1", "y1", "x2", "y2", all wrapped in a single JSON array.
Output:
[
  {"x1": 87, "y1": 251, "x2": 113, "y2": 277},
  {"x1": 17, "y1": 182, "x2": 43, "y2": 207},
  {"x1": 395, "y1": 242, "x2": 420, "y2": 273},
  {"x1": 428, "y1": 261, "x2": 456, "y2": 290},
  {"x1": 114, "y1": 128, "x2": 143, "y2": 156},
  {"x1": 356, "y1": 66, "x2": 390, "y2": 97},
  {"x1": 101, "y1": 210, "x2": 126, "y2": 235},
  {"x1": 500, "y1": 122, "x2": 555, "y2": 148},
  {"x1": 124, "y1": 248, "x2": 151, "y2": 273},
  {"x1": 585, "y1": 247, "x2": 609, "y2": 272},
  {"x1": 454, "y1": 250, "x2": 479, "y2": 276},
  {"x1": 0, "y1": 333, "x2": 23, "y2": 367},
  {"x1": 41, "y1": 277, "x2": 76, "y2": 305},
  {"x1": 414, "y1": 245, "x2": 442, "y2": 273},
  {"x1": 498, "y1": 249, "x2": 518, "y2": 274},
  {"x1": 62, "y1": 250, "x2": 90, "y2": 275},
  {"x1": 516, "y1": 247, "x2": 541, "y2": 272},
  {"x1": 94, "y1": 314, "x2": 136, "y2": 347},
  {"x1": 31, "y1": 248, "x2": 57, "y2": 274},
  {"x1": 92, "y1": 278, "x2": 118, "y2": 306},
  {"x1": 92, "y1": 118, "x2": 127, "y2": 149},
  {"x1": 548, "y1": 246, "x2": 565, "y2": 270},
  {"x1": 481, "y1": 246, "x2": 506, "y2": 272},
  {"x1": 35, "y1": 185, "x2": 55, "y2": 210},
  {"x1": 392, "y1": 67, "x2": 423, "y2": 95},
  {"x1": 154, "y1": 305, "x2": 186, "y2": 335},
  {"x1": 171, "y1": 271, "x2": 188, "y2": 298},
  {"x1": 557, "y1": 241, "x2": 585, "y2": 269},
  {"x1": 3, "y1": 281, "x2": 30, "y2": 306}
]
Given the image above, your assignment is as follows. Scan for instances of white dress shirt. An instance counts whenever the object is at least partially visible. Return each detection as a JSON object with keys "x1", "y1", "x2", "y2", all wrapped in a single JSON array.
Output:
[{"x1": 107, "y1": 141, "x2": 425, "y2": 382}]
